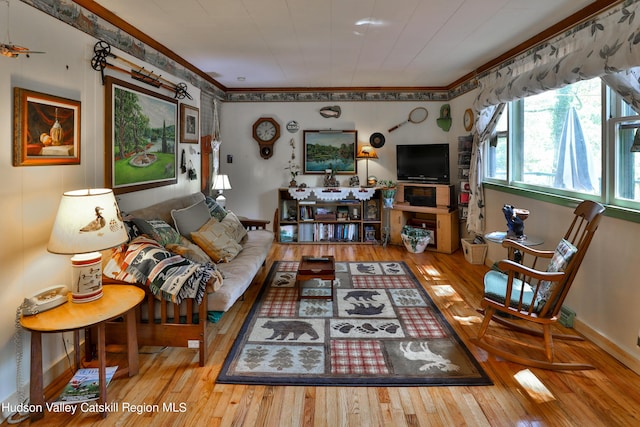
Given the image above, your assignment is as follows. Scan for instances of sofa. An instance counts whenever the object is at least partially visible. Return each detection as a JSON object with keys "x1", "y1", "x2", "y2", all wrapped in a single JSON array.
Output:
[{"x1": 100, "y1": 191, "x2": 274, "y2": 365}]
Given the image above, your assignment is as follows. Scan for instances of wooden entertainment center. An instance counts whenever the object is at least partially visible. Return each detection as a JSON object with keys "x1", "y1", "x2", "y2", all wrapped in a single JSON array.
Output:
[{"x1": 389, "y1": 183, "x2": 459, "y2": 254}]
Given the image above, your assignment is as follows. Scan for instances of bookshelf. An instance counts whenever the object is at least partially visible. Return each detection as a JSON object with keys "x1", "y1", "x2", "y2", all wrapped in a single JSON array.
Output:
[{"x1": 277, "y1": 187, "x2": 382, "y2": 244}]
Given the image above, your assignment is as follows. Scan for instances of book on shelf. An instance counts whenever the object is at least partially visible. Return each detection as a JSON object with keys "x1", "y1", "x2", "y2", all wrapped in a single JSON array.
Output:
[{"x1": 52, "y1": 366, "x2": 118, "y2": 405}]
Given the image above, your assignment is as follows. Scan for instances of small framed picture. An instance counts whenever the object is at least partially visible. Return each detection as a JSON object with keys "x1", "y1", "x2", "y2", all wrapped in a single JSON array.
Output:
[
  {"x1": 180, "y1": 104, "x2": 199, "y2": 143},
  {"x1": 365, "y1": 200, "x2": 379, "y2": 220},
  {"x1": 13, "y1": 87, "x2": 81, "y2": 166},
  {"x1": 364, "y1": 226, "x2": 377, "y2": 242}
]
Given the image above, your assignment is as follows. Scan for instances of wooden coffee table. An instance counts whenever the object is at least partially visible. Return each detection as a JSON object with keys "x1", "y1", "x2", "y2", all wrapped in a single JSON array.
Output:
[{"x1": 297, "y1": 256, "x2": 336, "y2": 300}]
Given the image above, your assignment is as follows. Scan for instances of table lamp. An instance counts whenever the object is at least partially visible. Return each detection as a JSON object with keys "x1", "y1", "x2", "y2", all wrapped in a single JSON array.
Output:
[
  {"x1": 212, "y1": 174, "x2": 232, "y2": 208},
  {"x1": 356, "y1": 145, "x2": 378, "y2": 187},
  {"x1": 47, "y1": 189, "x2": 128, "y2": 303}
]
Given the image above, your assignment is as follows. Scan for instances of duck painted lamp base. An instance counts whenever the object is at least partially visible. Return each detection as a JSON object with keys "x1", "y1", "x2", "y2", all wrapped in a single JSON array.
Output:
[{"x1": 71, "y1": 252, "x2": 103, "y2": 303}]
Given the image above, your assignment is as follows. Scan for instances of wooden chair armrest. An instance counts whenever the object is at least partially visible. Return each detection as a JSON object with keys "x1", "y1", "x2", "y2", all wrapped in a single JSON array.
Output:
[
  {"x1": 501, "y1": 239, "x2": 555, "y2": 258},
  {"x1": 496, "y1": 259, "x2": 565, "y2": 282},
  {"x1": 239, "y1": 218, "x2": 270, "y2": 230}
]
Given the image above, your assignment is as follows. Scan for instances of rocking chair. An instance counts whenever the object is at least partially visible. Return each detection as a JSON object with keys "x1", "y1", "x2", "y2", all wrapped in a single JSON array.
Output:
[{"x1": 471, "y1": 200, "x2": 605, "y2": 370}]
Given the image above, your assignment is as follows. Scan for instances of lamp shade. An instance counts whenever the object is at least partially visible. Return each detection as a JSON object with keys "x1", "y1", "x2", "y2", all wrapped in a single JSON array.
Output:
[
  {"x1": 356, "y1": 145, "x2": 379, "y2": 159},
  {"x1": 47, "y1": 188, "x2": 128, "y2": 255},
  {"x1": 212, "y1": 174, "x2": 232, "y2": 191}
]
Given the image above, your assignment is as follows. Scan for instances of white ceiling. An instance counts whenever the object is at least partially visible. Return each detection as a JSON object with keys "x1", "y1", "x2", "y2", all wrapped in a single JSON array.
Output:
[{"x1": 93, "y1": 0, "x2": 595, "y2": 89}]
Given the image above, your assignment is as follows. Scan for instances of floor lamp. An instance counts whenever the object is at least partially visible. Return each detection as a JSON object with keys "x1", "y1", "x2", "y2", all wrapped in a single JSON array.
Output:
[{"x1": 356, "y1": 145, "x2": 378, "y2": 187}]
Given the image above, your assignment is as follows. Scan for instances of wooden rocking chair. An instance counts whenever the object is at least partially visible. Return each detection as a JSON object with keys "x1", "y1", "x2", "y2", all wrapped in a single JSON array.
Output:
[{"x1": 471, "y1": 200, "x2": 605, "y2": 370}]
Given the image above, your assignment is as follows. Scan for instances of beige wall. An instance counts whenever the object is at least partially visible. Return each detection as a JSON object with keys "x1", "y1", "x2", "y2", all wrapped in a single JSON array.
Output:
[
  {"x1": 1, "y1": 0, "x2": 639, "y2": 416},
  {"x1": 0, "y1": 2, "x2": 201, "y2": 411}
]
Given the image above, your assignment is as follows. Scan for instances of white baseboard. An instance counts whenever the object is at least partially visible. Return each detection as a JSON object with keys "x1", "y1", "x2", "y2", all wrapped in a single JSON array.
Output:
[
  {"x1": 574, "y1": 318, "x2": 640, "y2": 375},
  {"x1": 1, "y1": 344, "x2": 77, "y2": 423}
]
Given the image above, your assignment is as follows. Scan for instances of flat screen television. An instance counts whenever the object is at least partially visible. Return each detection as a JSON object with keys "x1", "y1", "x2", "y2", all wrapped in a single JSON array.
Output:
[{"x1": 396, "y1": 143, "x2": 450, "y2": 184}]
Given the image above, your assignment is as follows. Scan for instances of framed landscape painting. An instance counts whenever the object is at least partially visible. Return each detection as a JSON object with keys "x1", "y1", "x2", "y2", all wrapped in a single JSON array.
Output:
[
  {"x1": 105, "y1": 76, "x2": 178, "y2": 194},
  {"x1": 303, "y1": 130, "x2": 357, "y2": 174},
  {"x1": 13, "y1": 88, "x2": 81, "y2": 166}
]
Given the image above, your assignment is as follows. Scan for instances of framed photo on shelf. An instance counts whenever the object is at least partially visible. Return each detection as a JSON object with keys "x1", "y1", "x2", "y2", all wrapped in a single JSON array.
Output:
[
  {"x1": 364, "y1": 226, "x2": 377, "y2": 242},
  {"x1": 104, "y1": 76, "x2": 178, "y2": 194},
  {"x1": 180, "y1": 104, "x2": 199, "y2": 143},
  {"x1": 13, "y1": 88, "x2": 81, "y2": 166},
  {"x1": 303, "y1": 130, "x2": 357, "y2": 174},
  {"x1": 365, "y1": 199, "x2": 379, "y2": 220}
]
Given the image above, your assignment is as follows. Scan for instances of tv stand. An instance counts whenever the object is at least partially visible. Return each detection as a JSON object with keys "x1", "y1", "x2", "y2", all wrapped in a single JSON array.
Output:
[{"x1": 390, "y1": 183, "x2": 459, "y2": 254}]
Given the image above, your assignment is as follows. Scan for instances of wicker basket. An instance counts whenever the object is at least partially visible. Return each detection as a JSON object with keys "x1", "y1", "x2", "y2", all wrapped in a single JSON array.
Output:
[{"x1": 461, "y1": 238, "x2": 488, "y2": 265}]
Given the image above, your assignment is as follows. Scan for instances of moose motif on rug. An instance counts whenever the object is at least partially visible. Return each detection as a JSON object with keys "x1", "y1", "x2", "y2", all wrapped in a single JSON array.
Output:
[{"x1": 399, "y1": 342, "x2": 460, "y2": 372}]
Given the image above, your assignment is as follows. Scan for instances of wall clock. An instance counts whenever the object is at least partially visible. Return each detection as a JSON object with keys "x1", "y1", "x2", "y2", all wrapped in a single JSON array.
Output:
[
  {"x1": 463, "y1": 108, "x2": 474, "y2": 132},
  {"x1": 252, "y1": 117, "x2": 280, "y2": 159}
]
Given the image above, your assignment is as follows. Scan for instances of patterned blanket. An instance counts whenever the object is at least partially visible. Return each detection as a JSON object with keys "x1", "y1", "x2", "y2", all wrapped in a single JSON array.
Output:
[{"x1": 105, "y1": 236, "x2": 216, "y2": 305}]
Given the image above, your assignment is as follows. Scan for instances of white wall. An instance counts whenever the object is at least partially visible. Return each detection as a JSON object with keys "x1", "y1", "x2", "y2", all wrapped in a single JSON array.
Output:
[
  {"x1": 219, "y1": 98, "x2": 473, "y2": 223},
  {"x1": 0, "y1": 2, "x2": 201, "y2": 411}
]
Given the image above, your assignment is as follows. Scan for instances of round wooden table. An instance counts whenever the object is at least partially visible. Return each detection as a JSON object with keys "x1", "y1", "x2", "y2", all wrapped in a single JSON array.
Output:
[{"x1": 20, "y1": 285, "x2": 144, "y2": 420}]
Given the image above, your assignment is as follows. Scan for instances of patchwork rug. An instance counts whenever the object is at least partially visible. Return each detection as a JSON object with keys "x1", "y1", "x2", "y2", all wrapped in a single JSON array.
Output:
[{"x1": 217, "y1": 261, "x2": 491, "y2": 386}]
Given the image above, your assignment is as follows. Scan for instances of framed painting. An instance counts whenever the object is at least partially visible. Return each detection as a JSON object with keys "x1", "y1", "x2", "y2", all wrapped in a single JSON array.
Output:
[
  {"x1": 303, "y1": 130, "x2": 357, "y2": 174},
  {"x1": 180, "y1": 104, "x2": 199, "y2": 143},
  {"x1": 13, "y1": 88, "x2": 81, "y2": 166},
  {"x1": 105, "y1": 76, "x2": 178, "y2": 194}
]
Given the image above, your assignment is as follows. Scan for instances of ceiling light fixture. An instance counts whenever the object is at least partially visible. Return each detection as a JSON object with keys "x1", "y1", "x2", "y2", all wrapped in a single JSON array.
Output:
[{"x1": 355, "y1": 18, "x2": 385, "y2": 26}]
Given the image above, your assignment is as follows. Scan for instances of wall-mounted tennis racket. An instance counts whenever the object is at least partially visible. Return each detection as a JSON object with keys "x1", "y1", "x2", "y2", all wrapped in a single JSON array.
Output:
[{"x1": 388, "y1": 107, "x2": 428, "y2": 132}]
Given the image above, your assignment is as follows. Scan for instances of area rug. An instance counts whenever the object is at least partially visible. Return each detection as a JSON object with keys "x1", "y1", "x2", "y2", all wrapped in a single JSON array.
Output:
[{"x1": 217, "y1": 261, "x2": 491, "y2": 386}]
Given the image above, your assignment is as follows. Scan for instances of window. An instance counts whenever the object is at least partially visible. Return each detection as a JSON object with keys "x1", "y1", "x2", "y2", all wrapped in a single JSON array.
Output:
[
  {"x1": 611, "y1": 118, "x2": 640, "y2": 207},
  {"x1": 484, "y1": 77, "x2": 640, "y2": 217}
]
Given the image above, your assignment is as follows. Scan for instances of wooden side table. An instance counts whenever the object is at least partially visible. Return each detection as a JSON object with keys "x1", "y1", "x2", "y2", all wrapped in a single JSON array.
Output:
[
  {"x1": 20, "y1": 285, "x2": 144, "y2": 421},
  {"x1": 297, "y1": 256, "x2": 336, "y2": 300}
]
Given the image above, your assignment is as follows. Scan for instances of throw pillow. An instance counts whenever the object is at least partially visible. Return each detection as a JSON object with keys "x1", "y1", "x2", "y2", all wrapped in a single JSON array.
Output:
[
  {"x1": 205, "y1": 196, "x2": 228, "y2": 221},
  {"x1": 171, "y1": 199, "x2": 212, "y2": 239},
  {"x1": 535, "y1": 238, "x2": 578, "y2": 311},
  {"x1": 131, "y1": 218, "x2": 181, "y2": 246},
  {"x1": 191, "y1": 217, "x2": 243, "y2": 263},
  {"x1": 165, "y1": 236, "x2": 214, "y2": 265},
  {"x1": 220, "y1": 211, "x2": 248, "y2": 243}
]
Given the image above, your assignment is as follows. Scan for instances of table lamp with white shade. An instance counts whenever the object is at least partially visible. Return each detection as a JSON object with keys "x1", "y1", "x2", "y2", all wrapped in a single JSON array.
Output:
[
  {"x1": 212, "y1": 174, "x2": 232, "y2": 208},
  {"x1": 47, "y1": 189, "x2": 128, "y2": 303}
]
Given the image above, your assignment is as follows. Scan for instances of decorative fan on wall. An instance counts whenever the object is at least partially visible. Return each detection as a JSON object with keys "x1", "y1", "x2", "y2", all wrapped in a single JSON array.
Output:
[{"x1": 1, "y1": 0, "x2": 45, "y2": 58}]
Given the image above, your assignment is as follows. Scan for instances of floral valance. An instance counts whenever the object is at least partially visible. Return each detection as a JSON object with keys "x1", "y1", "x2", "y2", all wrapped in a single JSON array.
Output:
[{"x1": 475, "y1": 1, "x2": 640, "y2": 110}]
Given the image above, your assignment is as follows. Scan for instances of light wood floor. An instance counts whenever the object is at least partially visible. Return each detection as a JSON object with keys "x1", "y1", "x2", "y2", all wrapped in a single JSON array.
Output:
[{"x1": 24, "y1": 243, "x2": 640, "y2": 426}]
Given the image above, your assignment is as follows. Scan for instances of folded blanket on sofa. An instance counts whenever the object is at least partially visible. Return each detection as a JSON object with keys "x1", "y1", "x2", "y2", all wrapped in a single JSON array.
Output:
[{"x1": 107, "y1": 236, "x2": 216, "y2": 305}]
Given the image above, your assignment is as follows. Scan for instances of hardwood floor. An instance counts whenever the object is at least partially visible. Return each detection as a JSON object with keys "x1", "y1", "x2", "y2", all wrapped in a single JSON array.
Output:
[{"x1": 30, "y1": 243, "x2": 640, "y2": 426}]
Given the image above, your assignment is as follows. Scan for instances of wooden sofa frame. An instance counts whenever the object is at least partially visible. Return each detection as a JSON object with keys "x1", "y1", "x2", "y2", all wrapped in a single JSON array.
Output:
[{"x1": 88, "y1": 218, "x2": 270, "y2": 367}]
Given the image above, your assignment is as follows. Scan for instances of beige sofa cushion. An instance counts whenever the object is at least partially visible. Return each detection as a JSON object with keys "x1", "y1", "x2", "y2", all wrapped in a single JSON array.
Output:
[
  {"x1": 191, "y1": 217, "x2": 243, "y2": 263},
  {"x1": 220, "y1": 211, "x2": 248, "y2": 243}
]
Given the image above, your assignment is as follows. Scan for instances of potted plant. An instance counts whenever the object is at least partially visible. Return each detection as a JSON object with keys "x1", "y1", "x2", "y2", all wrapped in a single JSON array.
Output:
[
  {"x1": 285, "y1": 138, "x2": 301, "y2": 187},
  {"x1": 401, "y1": 225, "x2": 431, "y2": 253},
  {"x1": 378, "y1": 179, "x2": 396, "y2": 208}
]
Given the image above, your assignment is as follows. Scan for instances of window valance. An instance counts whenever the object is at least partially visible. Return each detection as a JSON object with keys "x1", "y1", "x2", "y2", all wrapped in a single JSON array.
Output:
[{"x1": 475, "y1": 1, "x2": 640, "y2": 110}]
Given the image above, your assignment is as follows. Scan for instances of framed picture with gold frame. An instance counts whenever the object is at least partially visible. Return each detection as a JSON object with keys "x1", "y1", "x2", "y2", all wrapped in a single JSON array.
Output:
[
  {"x1": 303, "y1": 130, "x2": 357, "y2": 174},
  {"x1": 180, "y1": 104, "x2": 199, "y2": 143},
  {"x1": 13, "y1": 88, "x2": 81, "y2": 166}
]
